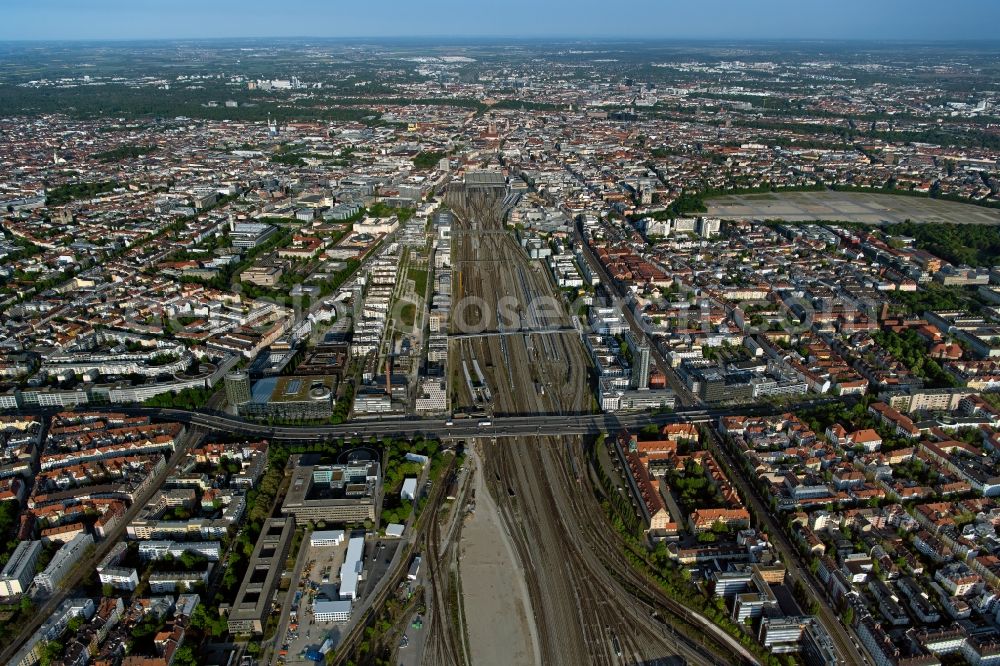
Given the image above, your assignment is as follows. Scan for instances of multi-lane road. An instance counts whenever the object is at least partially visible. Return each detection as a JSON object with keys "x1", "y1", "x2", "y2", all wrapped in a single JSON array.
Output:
[{"x1": 70, "y1": 398, "x2": 840, "y2": 442}]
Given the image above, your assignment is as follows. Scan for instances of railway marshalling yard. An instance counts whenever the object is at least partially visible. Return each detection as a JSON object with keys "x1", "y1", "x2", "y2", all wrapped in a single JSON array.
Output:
[{"x1": 416, "y1": 183, "x2": 753, "y2": 666}]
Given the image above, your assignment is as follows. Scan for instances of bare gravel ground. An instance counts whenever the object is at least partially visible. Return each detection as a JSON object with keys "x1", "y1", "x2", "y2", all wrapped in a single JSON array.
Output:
[
  {"x1": 708, "y1": 190, "x2": 1000, "y2": 225},
  {"x1": 458, "y1": 447, "x2": 541, "y2": 666}
]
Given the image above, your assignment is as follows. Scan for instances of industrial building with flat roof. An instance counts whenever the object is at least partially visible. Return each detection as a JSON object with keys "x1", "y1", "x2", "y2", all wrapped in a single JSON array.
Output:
[
  {"x1": 313, "y1": 599, "x2": 352, "y2": 623},
  {"x1": 227, "y1": 517, "x2": 295, "y2": 635},
  {"x1": 310, "y1": 530, "x2": 345, "y2": 548},
  {"x1": 339, "y1": 536, "x2": 365, "y2": 600},
  {"x1": 280, "y1": 460, "x2": 381, "y2": 524}
]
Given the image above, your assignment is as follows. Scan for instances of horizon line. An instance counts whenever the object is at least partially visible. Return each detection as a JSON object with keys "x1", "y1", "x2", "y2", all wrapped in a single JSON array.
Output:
[{"x1": 3, "y1": 35, "x2": 1000, "y2": 45}]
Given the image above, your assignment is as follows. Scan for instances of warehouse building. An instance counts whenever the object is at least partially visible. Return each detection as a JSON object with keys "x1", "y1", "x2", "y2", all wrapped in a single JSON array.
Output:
[
  {"x1": 313, "y1": 599, "x2": 352, "y2": 623},
  {"x1": 339, "y1": 536, "x2": 365, "y2": 600}
]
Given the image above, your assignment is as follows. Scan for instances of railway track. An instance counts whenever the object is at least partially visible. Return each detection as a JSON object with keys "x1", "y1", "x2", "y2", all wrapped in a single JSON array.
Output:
[
  {"x1": 420, "y1": 458, "x2": 479, "y2": 666},
  {"x1": 437, "y1": 182, "x2": 744, "y2": 665},
  {"x1": 484, "y1": 437, "x2": 736, "y2": 666},
  {"x1": 329, "y1": 457, "x2": 455, "y2": 666},
  {"x1": 553, "y1": 441, "x2": 759, "y2": 665},
  {"x1": 448, "y1": 185, "x2": 592, "y2": 417},
  {"x1": 422, "y1": 500, "x2": 466, "y2": 666}
]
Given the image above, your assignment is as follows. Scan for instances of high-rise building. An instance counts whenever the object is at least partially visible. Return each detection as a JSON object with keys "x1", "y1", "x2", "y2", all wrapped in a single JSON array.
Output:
[
  {"x1": 224, "y1": 370, "x2": 251, "y2": 407},
  {"x1": 697, "y1": 217, "x2": 722, "y2": 238},
  {"x1": 626, "y1": 332, "x2": 651, "y2": 390},
  {"x1": 634, "y1": 342, "x2": 651, "y2": 390}
]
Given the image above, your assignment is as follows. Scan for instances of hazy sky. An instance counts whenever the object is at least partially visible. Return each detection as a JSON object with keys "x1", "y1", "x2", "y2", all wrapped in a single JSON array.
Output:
[{"x1": 3, "y1": 0, "x2": 999, "y2": 41}]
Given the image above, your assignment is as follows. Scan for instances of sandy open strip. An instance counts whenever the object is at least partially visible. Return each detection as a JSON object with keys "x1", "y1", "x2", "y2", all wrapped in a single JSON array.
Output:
[{"x1": 457, "y1": 447, "x2": 541, "y2": 666}]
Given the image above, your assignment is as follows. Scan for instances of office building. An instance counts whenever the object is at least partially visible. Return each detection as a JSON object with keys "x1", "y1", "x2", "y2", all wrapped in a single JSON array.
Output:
[
  {"x1": 626, "y1": 332, "x2": 651, "y2": 390},
  {"x1": 239, "y1": 375, "x2": 337, "y2": 421},
  {"x1": 687, "y1": 365, "x2": 755, "y2": 403},
  {"x1": 759, "y1": 616, "x2": 809, "y2": 654},
  {"x1": 697, "y1": 217, "x2": 722, "y2": 238},
  {"x1": 224, "y1": 370, "x2": 252, "y2": 407},
  {"x1": 589, "y1": 306, "x2": 628, "y2": 335},
  {"x1": 802, "y1": 620, "x2": 839, "y2": 666},
  {"x1": 281, "y1": 461, "x2": 381, "y2": 524},
  {"x1": 600, "y1": 379, "x2": 675, "y2": 412},
  {"x1": 732, "y1": 571, "x2": 779, "y2": 622},
  {"x1": 0, "y1": 540, "x2": 41, "y2": 597},
  {"x1": 228, "y1": 517, "x2": 295, "y2": 635},
  {"x1": 240, "y1": 264, "x2": 283, "y2": 287},
  {"x1": 230, "y1": 222, "x2": 278, "y2": 250},
  {"x1": 712, "y1": 567, "x2": 755, "y2": 598}
]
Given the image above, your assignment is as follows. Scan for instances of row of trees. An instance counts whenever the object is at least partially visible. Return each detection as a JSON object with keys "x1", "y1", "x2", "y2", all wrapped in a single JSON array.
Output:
[
  {"x1": 45, "y1": 180, "x2": 119, "y2": 205},
  {"x1": 891, "y1": 221, "x2": 1000, "y2": 267},
  {"x1": 872, "y1": 328, "x2": 957, "y2": 389},
  {"x1": 142, "y1": 385, "x2": 214, "y2": 410},
  {"x1": 91, "y1": 143, "x2": 157, "y2": 163}
]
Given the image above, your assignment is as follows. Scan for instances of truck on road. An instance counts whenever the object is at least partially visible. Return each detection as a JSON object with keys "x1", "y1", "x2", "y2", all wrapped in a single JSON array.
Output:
[{"x1": 407, "y1": 555, "x2": 422, "y2": 581}]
